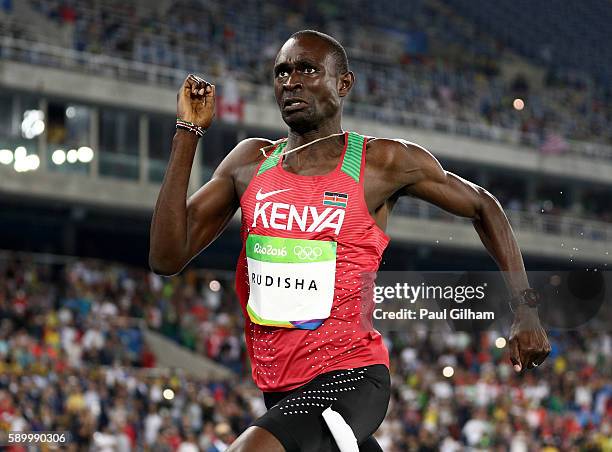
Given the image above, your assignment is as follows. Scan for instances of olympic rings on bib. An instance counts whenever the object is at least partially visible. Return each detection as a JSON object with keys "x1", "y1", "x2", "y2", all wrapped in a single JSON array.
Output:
[{"x1": 293, "y1": 246, "x2": 323, "y2": 260}]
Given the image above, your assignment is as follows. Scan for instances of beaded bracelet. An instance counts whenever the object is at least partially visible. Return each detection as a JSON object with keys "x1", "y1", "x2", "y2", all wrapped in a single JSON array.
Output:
[{"x1": 176, "y1": 118, "x2": 206, "y2": 137}]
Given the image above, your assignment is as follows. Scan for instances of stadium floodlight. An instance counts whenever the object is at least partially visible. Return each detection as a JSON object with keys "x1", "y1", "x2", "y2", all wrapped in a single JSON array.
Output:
[
  {"x1": 77, "y1": 146, "x2": 94, "y2": 163},
  {"x1": 495, "y1": 337, "x2": 507, "y2": 349},
  {"x1": 14, "y1": 146, "x2": 27, "y2": 161},
  {"x1": 209, "y1": 280, "x2": 221, "y2": 292},
  {"x1": 162, "y1": 388, "x2": 175, "y2": 400},
  {"x1": 442, "y1": 366, "x2": 454, "y2": 378},
  {"x1": 26, "y1": 154, "x2": 40, "y2": 171},
  {"x1": 21, "y1": 109, "x2": 45, "y2": 139},
  {"x1": 14, "y1": 158, "x2": 29, "y2": 172},
  {"x1": 513, "y1": 98, "x2": 525, "y2": 111},
  {"x1": 52, "y1": 149, "x2": 66, "y2": 165},
  {"x1": 0, "y1": 149, "x2": 13, "y2": 165},
  {"x1": 66, "y1": 149, "x2": 78, "y2": 163}
]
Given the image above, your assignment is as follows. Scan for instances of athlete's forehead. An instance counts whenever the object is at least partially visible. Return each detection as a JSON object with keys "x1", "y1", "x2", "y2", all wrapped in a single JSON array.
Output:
[{"x1": 274, "y1": 36, "x2": 335, "y2": 70}]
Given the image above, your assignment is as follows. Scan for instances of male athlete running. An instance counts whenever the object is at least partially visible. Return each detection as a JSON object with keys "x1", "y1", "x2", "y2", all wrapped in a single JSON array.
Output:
[{"x1": 149, "y1": 30, "x2": 551, "y2": 452}]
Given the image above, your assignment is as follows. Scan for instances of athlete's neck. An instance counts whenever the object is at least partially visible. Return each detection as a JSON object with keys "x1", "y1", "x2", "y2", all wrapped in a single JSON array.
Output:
[{"x1": 286, "y1": 122, "x2": 343, "y2": 151}]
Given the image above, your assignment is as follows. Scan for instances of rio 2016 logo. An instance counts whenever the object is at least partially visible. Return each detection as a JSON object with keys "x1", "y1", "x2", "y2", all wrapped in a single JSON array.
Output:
[
  {"x1": 293, "y1": 246, "x2": 323, "y2": 260},
  {"x1": 253, "y1": 243, "x2": 287, "y2": 257}
]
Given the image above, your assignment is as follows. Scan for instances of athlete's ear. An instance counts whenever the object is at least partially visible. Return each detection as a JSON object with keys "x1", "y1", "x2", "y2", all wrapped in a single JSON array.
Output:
[{"x1": 338, "y1": 71, "x2": 355, "y2": 98}]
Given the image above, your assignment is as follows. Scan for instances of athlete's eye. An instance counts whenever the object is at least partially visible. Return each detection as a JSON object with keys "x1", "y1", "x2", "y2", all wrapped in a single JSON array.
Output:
[
  {"x1": 303, "y1": 67, "x2": 316, "y2": 74},
  {"x1": 277, "y1": 70, "x2": 289, "y2": 78}
]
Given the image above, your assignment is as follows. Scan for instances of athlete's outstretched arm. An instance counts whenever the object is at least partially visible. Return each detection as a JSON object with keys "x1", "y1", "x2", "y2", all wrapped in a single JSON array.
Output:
[
  {"x1": 149, "y1": 74, "x2": 238, "y2": 276},
  {"x1": 392, "y1": 140, "x2": 551, "y2": 371}
]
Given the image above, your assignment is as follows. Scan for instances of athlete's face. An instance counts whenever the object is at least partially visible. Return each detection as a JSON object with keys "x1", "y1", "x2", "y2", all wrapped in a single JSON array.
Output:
[{"x1": 274, "y1": 36, "x2": 352, "y2": 132}]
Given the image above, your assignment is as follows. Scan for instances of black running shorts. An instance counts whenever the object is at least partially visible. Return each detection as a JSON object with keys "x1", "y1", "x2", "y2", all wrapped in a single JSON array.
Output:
[{"x1": 252, "y1": 364, "x2": 390, "y2": 452}]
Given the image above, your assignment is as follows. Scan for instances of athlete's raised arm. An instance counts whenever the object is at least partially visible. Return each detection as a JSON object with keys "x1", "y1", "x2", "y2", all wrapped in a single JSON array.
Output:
[
  {"x1": 149, "y1": 75, "x2": 239, "y2": 276},
  {"x1": 389, "y1": 139, "x2": 551, "y2": 372}
]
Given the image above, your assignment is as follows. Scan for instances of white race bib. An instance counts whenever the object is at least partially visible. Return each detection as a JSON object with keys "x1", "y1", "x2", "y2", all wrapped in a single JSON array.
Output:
[{"x1": 246, "y1": 234, "x2": 337, "y2": 330}]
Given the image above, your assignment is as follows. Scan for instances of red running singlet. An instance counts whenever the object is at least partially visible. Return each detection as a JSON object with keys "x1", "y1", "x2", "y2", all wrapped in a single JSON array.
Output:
[{"x1": 235, "y1": 131, "x2": 390, "y2": 392}]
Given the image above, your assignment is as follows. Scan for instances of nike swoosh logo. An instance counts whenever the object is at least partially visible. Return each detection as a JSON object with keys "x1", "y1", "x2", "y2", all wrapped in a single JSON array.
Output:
[{"x1": 255, "y1": 188, "x2": 292, "y2": 201}]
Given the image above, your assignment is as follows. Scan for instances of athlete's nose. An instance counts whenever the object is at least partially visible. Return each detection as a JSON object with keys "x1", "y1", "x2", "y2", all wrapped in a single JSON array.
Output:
[{"x1": 283, "y1": 71, "x2": 303, "y2": 91}]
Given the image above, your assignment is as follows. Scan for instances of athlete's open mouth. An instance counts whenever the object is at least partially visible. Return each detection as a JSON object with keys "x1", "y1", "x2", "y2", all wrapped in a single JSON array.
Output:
[{"x1": 283, "y1": 98, "x2": 308, "y2": 112}]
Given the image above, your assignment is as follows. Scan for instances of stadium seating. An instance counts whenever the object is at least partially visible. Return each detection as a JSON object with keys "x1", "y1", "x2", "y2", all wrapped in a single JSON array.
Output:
[
  {"x1": 441, "y1": 0, "x2": 612, "y2": 86},
  {"x1": 1, "y1": 254, "x2": 610, "y2": 450},
  {"x1": 7, "y1": 0, "x2": 608, "y2": 146}
]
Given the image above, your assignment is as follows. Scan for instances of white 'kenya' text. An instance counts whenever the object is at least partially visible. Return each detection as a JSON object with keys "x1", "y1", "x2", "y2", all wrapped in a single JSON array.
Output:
[{"x1": 252, "y1": 202, "x2": 345, "y2": 235}]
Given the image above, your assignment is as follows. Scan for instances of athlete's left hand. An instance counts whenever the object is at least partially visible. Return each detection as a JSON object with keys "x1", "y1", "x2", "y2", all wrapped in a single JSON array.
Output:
[{"x1": 508, "y1": 306, "x2": 551, "y2": 372}]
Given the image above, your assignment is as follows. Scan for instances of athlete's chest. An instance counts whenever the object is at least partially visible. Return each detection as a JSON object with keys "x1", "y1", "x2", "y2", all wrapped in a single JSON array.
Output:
[
  {"x1": 242, "y1": 173, "x2": 353, "y2": 238},
  {"x1": 234, "y1": 153, "x2": 343, "y2": 199},
  {"x1": 235, "y1": 150, "x2": 392, "y2": 211}
]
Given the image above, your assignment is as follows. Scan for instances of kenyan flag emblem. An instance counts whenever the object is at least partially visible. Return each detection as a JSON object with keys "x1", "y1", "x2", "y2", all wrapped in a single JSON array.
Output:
[{"x1": 323, "y1": 191, "x2": 348, "y2": 208}]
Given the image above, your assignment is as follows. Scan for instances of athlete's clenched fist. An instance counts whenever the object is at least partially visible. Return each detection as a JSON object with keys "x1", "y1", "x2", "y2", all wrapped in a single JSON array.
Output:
[
  {"x1": 177, "y1": 74, "x2": 215, "y2": 129},
  {"x1": 508, "y1": 305, "x2": 551, "y2": 372}
]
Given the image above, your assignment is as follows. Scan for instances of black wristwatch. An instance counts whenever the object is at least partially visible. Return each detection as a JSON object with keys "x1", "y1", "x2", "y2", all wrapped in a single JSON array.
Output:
[{"x1": 509, "y1": 288, "x2": 541, "y2": 313}]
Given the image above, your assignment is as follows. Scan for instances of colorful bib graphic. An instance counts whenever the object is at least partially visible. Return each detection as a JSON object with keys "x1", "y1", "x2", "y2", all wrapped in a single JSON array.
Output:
[{"x1": 245, "y1": 234, "x2": 337, "y2": 329}]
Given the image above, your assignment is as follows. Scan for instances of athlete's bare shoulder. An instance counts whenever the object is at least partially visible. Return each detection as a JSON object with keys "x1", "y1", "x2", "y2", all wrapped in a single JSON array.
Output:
[
  {"x1": 365, "y1": 136, "x2": 432, "y2": 162},
  {"x1": 216, "y1": 137, "x2": 275, "y2": 175},
  {"x1": 365, "y1": 137, "x2": 405, "y2": 167},
  {"x1": 215, "y1": 137, "x2": 283, "y2": 197},
  {"x1": 361, "y1": 136, "x2": 445, "y2": 196}
]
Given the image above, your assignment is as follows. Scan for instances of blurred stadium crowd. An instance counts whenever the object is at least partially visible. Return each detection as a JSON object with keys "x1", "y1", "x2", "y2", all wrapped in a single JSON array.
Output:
[
  {"x1": 0, "y1": 0, "x2": 611, "y2": 450},
  {"x1": 1, "y1": 0, "x2": 609, "y2": 148},
  {"x1": 1, "y1": 254, "x2": 610, "y2": 451}
]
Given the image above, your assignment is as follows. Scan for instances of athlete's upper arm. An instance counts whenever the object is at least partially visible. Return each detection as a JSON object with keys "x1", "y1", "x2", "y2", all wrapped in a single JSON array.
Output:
[
  {"x1": 391, "y1": 139, "x2": 486, "y2": 219},
  {"x1": 184, "y1": 138, "x2": 265, "y2": 259}
]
